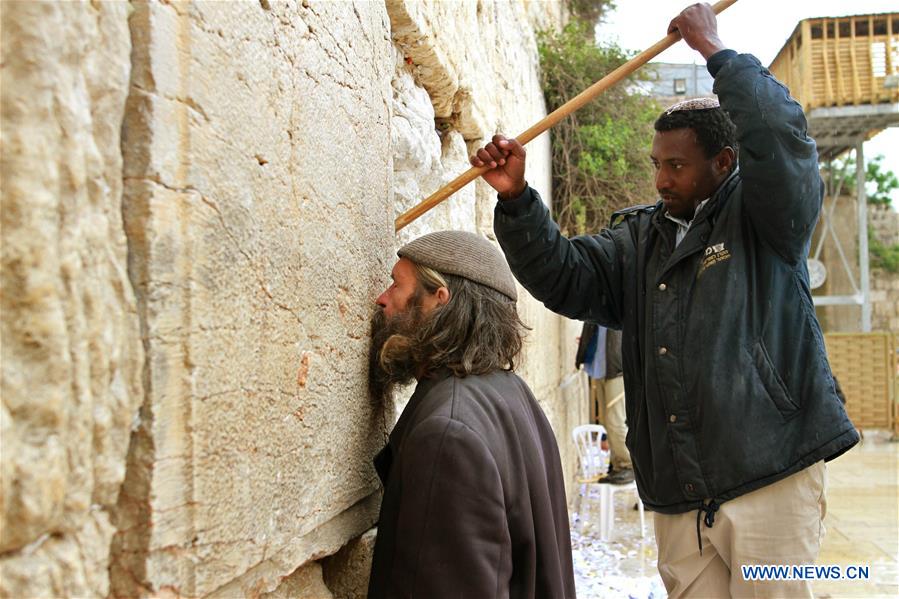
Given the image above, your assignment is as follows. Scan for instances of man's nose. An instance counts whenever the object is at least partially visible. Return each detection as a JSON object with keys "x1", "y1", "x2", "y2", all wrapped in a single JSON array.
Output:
[
  {"x1": 375, "y1": 290, "x2": 388, "y2": 308},
  {"x1": 655, "y1": 168, "x2": 670, "y2": 191}
]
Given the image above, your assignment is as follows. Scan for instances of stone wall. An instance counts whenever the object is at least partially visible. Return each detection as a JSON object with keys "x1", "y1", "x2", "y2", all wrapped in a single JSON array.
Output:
[
  {"x1": 112, "y1": 1, "x2": 394, "y2": 596},
  {"x1": 1, "y1": 1, "x2": 586, "y2": 597},
  {"x1": 0, "y1": 2, "x2": 142, "y2": 597},
  {"x1": 869, "y1": 204, "x2": 899, "y2": 332},
  {"x1": 813, "y1": 197, "x2": 899, "y2": 333}
]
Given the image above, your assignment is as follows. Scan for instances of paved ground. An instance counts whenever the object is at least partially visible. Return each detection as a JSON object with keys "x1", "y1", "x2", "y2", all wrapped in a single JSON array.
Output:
[
  {"x1": 571, "y1": 431, "x2": 899, "y2": 598},
  {"x1": 814, "y1": 430, "x2": 898, "y2": 598}
]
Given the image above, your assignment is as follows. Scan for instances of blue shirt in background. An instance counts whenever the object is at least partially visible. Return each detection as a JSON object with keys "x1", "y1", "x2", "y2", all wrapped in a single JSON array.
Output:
[{"x1": 583, "y1": 326, "x2": 606, "y2": 380}]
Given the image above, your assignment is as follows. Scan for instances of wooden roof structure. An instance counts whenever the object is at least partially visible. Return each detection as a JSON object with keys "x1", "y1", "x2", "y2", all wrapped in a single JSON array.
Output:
[{"x1": 769, "y1": 12, "x2": 899, "y2": 161}]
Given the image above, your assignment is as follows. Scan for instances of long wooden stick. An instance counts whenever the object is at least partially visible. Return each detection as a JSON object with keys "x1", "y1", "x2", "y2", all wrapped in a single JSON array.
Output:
[{"x1": 395, "y1": 0, "x2": 739, "y2": 232}]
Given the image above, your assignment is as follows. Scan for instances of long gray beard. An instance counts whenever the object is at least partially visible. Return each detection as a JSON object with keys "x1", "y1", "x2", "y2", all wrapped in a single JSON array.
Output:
[{"x1": 367, "y1": 306, "x2": 421, "y2": 404}]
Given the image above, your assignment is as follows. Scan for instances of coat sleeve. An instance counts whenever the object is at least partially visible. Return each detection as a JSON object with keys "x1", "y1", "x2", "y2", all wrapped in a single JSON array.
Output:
[
  {"x1": 390, "y1": 416, "x2": 510, "y2": 598},
  {"x1": 493, "y1": 186, "x2": 625, "y2": 327},
  {"x1": 711, "y1": 51, "x2": 824, "y2": 264}
]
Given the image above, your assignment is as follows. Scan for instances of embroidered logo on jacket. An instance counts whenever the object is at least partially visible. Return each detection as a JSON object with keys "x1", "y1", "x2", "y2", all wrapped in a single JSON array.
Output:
[{"x1": 699, "y1": 242, "x2": 731, "y2": 276}]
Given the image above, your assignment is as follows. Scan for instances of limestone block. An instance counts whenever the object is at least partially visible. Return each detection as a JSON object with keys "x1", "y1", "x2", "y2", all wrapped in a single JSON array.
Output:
[
  {"x1": 391, "y1": 48, "x2": 477, "y2": 242},
  {"x1": 203, "y1": 494, "x2": 380, "y2": 599},
  {"x1": 0, "y1": 510, "x2": 117, "y2": 598},
  {"x1": 387, "y1": 0, "x2": 558, "y2": 238},
  {"x1": 261, "y1": 562, "x2": 332, "y2": 599},
  {"x1": 0, "y1": 0, "x2": 140, "y2": 596},
  {"x1": 321, "y1": 528, "x2": 378, "y2": 599},
  {"x1": 386, "y1": 0, "x2": 563, "y2": 141},
  {"x1": 110, "y1": 1, "x2": 395, "y2": 596}
]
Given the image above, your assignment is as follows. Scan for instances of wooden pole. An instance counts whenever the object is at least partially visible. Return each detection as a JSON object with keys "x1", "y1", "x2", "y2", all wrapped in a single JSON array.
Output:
[{"x1": 394, "y1": 0, "x2": 740, "y2": 232}]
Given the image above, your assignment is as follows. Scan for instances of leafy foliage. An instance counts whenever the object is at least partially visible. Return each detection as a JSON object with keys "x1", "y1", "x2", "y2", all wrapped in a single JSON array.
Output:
[
  {"x1": 821, "y1": 153, "x2": 899, "y2": 272},
  {"x1": 565, "y1": 0, "x2": 615, "y2": 25},
  {"x1": 869, "y1": 229, "x2": 899, "y2": 273},
  {"x1": 538, "y1": 19, "x2": 660, "y2": 236},
  {"x1": 821, "y1": 154, "x2": 898, "y2": 206}
]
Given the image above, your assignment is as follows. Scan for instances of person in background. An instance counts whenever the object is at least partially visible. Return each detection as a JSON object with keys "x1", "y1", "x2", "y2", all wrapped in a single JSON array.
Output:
[{"x1": 575, "y1": 323, "x2": 634, "y2": 484}]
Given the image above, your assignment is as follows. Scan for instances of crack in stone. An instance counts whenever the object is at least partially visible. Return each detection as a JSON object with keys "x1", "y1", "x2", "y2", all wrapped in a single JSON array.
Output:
[{"x1": 195, "y1": 194, "x2": 303, "y2": 325}]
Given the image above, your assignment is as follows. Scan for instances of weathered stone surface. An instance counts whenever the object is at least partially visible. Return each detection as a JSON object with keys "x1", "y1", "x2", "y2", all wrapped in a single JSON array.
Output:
[
  {"x1": 391, "y1": 47, "x2": 478, "y2": 244},
  {"x1": 386, "y1": 0, "x2": 563, "y2": 140},
  {"x1": 110, "y1": 1, "x2": 394, "y2": 596},
  {"x1": 2, "y1": 1, "x2": 586, "y2": 596},
  {"x1": 0, "y1": 0, "x2": 140, "y2": 596},
  {"x1": 205, "y1": 495, "x2": 379, "y2": 599},
  {"x1": 0, "y1": 510, "x2": 117, "y2": 598},
  {"x1": 321, "y1": 528, "x2": 378, "y2": 599},
  {"x1": 261, "y1": 562, "x2": 333, "y2": 599}
]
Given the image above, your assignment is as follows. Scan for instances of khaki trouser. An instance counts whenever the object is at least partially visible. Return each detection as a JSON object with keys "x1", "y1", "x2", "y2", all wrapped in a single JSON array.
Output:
[
  {"x1": 589, "y1": 376, "x2": 631, "y2": 470},
  {"x1": 653, "y1": 461, "x2": 827, "y2": 598}
]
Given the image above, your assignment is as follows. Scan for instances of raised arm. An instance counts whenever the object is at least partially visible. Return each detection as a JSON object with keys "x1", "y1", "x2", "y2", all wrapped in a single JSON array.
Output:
[
  {"x1": 470, "y1": 135, "x2": 626, "y2": 326},
  {"x1": 672, "y1": 3, "x2": 823, "y2": 264},
  {"x1": 713, "y1": 52, "x2": 823, "y2": 263},
  {"x1": 494, "y1": 187, "x2": 626, "y2": 326}
]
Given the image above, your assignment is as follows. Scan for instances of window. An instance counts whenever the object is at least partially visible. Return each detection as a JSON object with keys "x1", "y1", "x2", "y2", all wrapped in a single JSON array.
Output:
[
  {"x1": 872, "y1": 41, "x2": 886, "y2": 77},
  {"x1": 673, "y1": 78, "x2": 687, "y2": 95}
]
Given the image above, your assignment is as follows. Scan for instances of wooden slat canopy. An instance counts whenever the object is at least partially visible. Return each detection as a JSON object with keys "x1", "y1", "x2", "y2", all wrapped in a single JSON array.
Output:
[{"x1": 769, "y1": 12, "x2": 899, "y2": 160}]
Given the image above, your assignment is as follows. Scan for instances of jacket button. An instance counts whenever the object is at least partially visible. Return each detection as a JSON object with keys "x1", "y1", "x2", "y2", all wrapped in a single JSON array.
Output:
[
  {"x1": 669, "y1": 414, "x2": 677, "y2": 423},
  {"x1": 685, "y1": 483, "x2": 694, "y2": 493},
  {"x1": 659, "y1": 347, "x2": 668, "y2": 355},
  {"x1": 658, "y1": 283, "x2": 667, "y2": 291}
]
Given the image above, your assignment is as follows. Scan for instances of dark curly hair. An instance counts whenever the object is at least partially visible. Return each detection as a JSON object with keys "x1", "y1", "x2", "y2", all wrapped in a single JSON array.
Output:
[{"x1": 654, "y1": 107, "x2": 737, "y2": 160}]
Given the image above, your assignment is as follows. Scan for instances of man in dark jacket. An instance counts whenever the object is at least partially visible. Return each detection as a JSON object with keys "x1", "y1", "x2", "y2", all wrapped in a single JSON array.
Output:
[
  {"x1": 367, "y1": 230, "x2": 575, "y2": 599},
  {"x1": 470, "y1": 4, "x2": 858, "y2": 596}
]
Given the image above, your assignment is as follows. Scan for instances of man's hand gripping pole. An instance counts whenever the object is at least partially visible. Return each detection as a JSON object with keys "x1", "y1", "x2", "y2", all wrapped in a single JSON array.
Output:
[{"x1": 394, "y1": 0, "x2": 739, "y2": 232}]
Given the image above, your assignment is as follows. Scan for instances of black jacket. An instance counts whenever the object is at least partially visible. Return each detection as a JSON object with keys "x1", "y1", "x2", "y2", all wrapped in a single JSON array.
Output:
[
  {"x1": 368, "y1": 370, "x2": 575, "y2": 599},
  {"x1": 494, "y1": 51, "x2": 858, "y2": 515}
]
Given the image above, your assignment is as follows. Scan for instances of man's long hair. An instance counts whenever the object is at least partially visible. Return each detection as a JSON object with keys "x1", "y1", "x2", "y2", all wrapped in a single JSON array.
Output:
[{"x1": 377, "y1": 265, "x2": 528, "y2": 382}]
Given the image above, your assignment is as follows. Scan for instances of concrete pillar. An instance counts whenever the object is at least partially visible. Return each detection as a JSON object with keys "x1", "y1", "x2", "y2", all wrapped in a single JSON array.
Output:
[{"x1": 857, "y1": 141, "x2": 871, "y2": 331}]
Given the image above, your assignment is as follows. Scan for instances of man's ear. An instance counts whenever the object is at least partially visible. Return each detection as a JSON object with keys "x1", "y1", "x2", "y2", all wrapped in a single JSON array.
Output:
[
  {"x1": 435, "y1": 286, "x2": 450, "y2": 306},
  {"x1": 715, "y1": 146, "x2": 736, "y2": 174}
]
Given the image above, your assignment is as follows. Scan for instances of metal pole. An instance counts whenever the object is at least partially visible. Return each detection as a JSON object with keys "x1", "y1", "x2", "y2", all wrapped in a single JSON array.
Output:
[{"x1": 856, "y1": 141, "x2": 871, "y2": 331}]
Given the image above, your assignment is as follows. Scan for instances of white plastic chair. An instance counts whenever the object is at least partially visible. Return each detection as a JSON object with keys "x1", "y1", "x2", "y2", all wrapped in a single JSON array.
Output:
[{"x1": 572, "y1": 424, "x2": 645, "y2": 540}]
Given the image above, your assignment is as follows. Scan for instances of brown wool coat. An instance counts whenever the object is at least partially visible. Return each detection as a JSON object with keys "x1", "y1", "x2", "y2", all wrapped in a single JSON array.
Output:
[{"x1": 368, "y1": 369, "x2": 575, "y2": 599}]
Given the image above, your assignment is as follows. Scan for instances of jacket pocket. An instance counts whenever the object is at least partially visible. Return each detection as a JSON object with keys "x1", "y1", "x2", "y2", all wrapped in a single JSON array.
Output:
[{"x1": 750, "y1": 339, "x2": 801, "y2": 420}]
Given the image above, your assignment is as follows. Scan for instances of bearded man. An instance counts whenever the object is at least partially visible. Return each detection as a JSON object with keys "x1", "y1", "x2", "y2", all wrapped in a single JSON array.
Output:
[{"x1": 367, "y1": 230, "x2": 575, "y2": 599}]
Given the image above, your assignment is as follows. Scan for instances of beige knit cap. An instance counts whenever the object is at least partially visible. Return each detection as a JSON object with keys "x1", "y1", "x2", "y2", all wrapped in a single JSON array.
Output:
[{"x1": 397, "y1": 230, "x2": 518, "y2": 302}]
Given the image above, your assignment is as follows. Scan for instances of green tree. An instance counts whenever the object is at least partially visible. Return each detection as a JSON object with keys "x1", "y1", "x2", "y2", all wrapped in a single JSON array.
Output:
[
  {"x1": 538, "y1": 19, "x2": 659, "y2": 236},
  {"x1": 821, "y1": 154, "x2": 898, "y2": 206},
  {"x1": 565, "y1": 0, "x2": 615, "y2": 26},
  {"x1": 820, "y1": 153, "x2": 899, "y2": 272},
  {"x1": 869, "y1": 229, "x2": 899, "y2": 273}
]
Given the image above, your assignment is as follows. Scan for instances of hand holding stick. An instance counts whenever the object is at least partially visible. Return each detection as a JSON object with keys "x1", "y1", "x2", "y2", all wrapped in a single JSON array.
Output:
[{"x1": 394, "y1": 0, "x2": 739, "y2": 232}]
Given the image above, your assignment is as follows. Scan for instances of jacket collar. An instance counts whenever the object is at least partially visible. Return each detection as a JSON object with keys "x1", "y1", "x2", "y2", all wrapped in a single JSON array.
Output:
[
  {"x1": 373, "y1": 368, "x2": 454, "y2": 485},
  {"x1": 388, "y1": 368, "x2": 453, "y2": 448},
  {"x1": 653, "y1": 167, "x2": 740, "y2": 231},
  {"x1": 652, "y1": 168, "x2": 741, "y2": 282}
]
